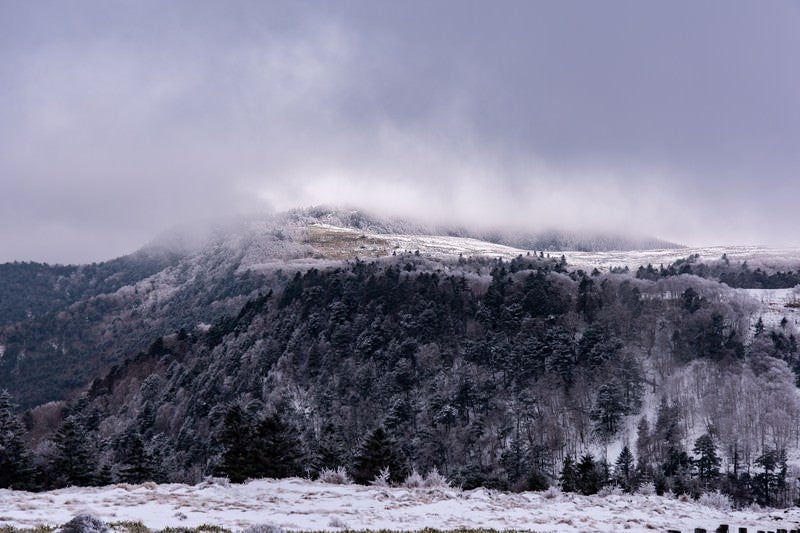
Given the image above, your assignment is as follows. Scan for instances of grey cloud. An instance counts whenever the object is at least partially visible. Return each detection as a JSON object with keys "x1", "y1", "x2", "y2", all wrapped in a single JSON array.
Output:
[{"x1": 0, "y1": 0, "x2": 798, "y2": 263}]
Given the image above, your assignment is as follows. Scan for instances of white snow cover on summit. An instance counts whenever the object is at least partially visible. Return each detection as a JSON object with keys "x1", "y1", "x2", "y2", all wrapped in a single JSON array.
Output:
[{"x1": 2, "y1": 477, "x2": 800, "y2": 532}]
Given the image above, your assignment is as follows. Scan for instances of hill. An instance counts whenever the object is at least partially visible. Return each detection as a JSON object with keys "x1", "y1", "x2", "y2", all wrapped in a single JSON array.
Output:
[{"x1": 1, "y1": 208, "x2": 800, "y2": 511}]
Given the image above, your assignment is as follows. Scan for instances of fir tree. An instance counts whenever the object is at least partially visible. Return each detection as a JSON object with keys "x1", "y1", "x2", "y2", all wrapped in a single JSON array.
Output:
[
  {"x1": 216, "y1": 404, "x2": 254, "y2": 483},
  {"x1": 251, "y1": 411, "x2": 304, "y2": 479},
  {"x1": 614, "y1": 445, "x2": 635, "y2": 492},
  {"x1": 559, "y1": 454, "x2": 578, "y2": 493},
  {"x1": 0, "y1": 390, "x2": 35, "y2": 489},
  {"x1": 50, "y1": 415, "x2": 96, "y2": 487},
  {"x1": 116, "y1": 430, "x2": 153, "y2": 483},
  {"x1": 692, "y1": 433, "x2": 721, "y2": 487},
  {"x1": 351, "y1": 426, "x2": 406, "y2": 484},
  {"x1": 576, "y1": 453, "x2": 602, "y2": 495}
]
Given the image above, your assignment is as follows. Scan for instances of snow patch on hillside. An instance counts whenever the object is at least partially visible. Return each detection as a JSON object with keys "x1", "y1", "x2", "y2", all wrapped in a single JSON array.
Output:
[
  {"x1": 2, "y1": 478, "x2": 800, "y2": 532},
  {"x1": 743, "y1": 287, "x2": 800, "y2": 328}
]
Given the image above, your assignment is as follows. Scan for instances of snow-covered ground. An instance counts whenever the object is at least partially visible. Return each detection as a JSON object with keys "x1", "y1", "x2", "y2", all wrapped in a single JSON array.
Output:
[
  {"x1": 2, "y1": 478, "x2": 800, "y2": 532},
  {"x1": 306, "y1": 224, "x2": 800, "y2": 273},
  {"x1": 742, "y1": 287, "x2": 800, "y2": 328}
]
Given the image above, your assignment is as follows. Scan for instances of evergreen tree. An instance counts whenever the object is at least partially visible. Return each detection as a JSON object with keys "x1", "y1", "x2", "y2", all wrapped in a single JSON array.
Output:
[
  {"x1": 754, "y1": 317, "x2": 765, "y2": 337},
  {"x1": 576, "y1": 453, "x2": 603, "y2": 495},
  {"x1": 116, "y1": 430, "x2": 153, "y2": 483},
  {"x1": 753, "y1": 448, "x2": 787, "y2": 507},
  {"x1": 251, "y1": 411, "x2": 304, "y2": 479},
  {"x1": 692, "y1": 433, "x2": 721, "y2": 487},
  {"x1": 0, "y1": 390, "x2": 35, "y2": 489},
  {"x1": 559, "y1": 454, "x2": 578, "y2": 492},
  {"x1": 591, "y1": 383, "x2": 625, "y2": 440},
  {"x1": 351, "y1": 426, "x2": 406, "y2": 484},
  {"x1": 216, "y1": 404, "x2": 255, "y2": 483},
  {"x1": 50, "y1": 415, "x2": 96, "y2": 487},
  {"x1": 614, "y1": 445, "x2": 635, "y2": 492}
]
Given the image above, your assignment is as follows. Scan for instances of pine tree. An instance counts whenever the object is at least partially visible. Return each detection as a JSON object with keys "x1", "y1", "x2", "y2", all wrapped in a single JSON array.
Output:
[
  {"x1": 251, "y1": 411, "x2": 304, "y2": 479},
  {"x1": 576, "y1": 453, "x2": 602, "y2": 495},
  {"x1": 591, "y1": 383, "x2": 625, "y2": 440},
  {"x1": 0, "y1": 390, "x2": 35, "y2": 489},
  {"x1": 614, "y1": 445, "x2": 635, "y2": 492},
  {"x1": 754, "y1": 317, "x2": 765, "y2": 337},
  {"x1": 216, "y1": 404, "x2": 254, "y2": 483},
  {"x1": 692, "y1": 433, "x2": 720, "y2": 487},
  {"x1": 51, "y1": 415, "x2": 95, "y2": 487},
  {"x1": 351, "y1": 426, "x2": 406, "y2": 484},
  {"x1": 116, "y1": 430, "x2": 153, "y2": 483},
  {"x1": 559, "y1": 454, "x2": 578, "y2": 492}
]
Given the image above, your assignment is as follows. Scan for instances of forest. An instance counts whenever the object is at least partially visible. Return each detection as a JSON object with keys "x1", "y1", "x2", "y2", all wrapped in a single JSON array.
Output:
[{"x1": 1, "y1": 251, "x2": 799, "y2": 509}]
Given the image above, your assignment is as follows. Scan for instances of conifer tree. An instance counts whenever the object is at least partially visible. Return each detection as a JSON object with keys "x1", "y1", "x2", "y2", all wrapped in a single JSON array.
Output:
[
  {"x1": 117, "y1": 430, "x2": 153, "y2": 483},
  {"x1": 0, "y1": 390, "x2": 35, "y2": 489},
  {"x1": 614, "y1": 445, "x2": 635, "y2": 492},
  {"x1": 559, "y1": 454, "x2": 578, "y2": 492},
  {"x1": 351, "y1": 426, "x2": 406, "y2": 484},
  {"x1": 692, "y1": 433, "x2": 721, "y2": 486},
  {"x1": 576, "y1": 453, "x2": 602, "y2": 495},
  {"x1": 251, "y1": 411, "x2": 304, "y2": 479},
  {"x1": 50, "y1": 415, "x2": 95, "y2": 487},
  {"x1": 216, "y1": 404, "x2": 254, "y2": 483}
]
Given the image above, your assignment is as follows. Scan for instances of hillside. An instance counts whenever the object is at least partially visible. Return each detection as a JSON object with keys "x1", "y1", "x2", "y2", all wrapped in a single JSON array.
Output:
[
  {"x1": 0, "y1": 208, "x2": 682, "y2": 408},
  {"x1": 1, "y1": 209, "x2": 800, "y2": 513}
]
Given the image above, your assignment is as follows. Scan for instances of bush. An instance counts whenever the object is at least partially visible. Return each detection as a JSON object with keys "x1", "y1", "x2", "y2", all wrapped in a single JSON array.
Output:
[
  {"x1": 317, "y1": 466, "x2": 352, "y2": 485},
  {"x1": 370, "y1": 466, "x2": 391, "y2": 487},
  {"x1": 698, "y1": 490, "x2": 733, "y2": 511},
  {"x1": 423, "y1": 467, "x2": 451, "y2": 489},
  {"x1": 403, "y1": 468, "x2": 425, "y2": 488},
  {"x1": 242, "y1": 525, "x2": 285, "y2": 533},
  {"x1": 636, "y1": 481, "x2": 656, "y2": 496},
  {"x1": 542, "y1": 486, "x2": 562, "y2": 499},
  {"x1": 58, "y1": 515, "x2": 109, "y2": 533},
  {"x1": 597, "y1": 485, "x2": 624, "y2": 497}
]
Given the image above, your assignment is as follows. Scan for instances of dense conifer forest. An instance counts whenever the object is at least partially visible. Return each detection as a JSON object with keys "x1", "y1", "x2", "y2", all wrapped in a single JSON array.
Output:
[{"x1": 2, "y1": 250, "x2": 799, "y2": 509}]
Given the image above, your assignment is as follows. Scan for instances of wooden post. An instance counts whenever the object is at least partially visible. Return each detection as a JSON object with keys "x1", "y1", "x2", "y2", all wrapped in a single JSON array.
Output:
[{"x1": 717, "y1": 526, "x2": 729, "y2": 533}]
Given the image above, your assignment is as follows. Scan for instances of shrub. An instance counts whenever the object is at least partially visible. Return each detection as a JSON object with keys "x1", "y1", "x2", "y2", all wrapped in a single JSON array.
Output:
[
  {"x1": 317, "y1": 466, "x2": 352, "y2": 485},
  {"x1": 403, "y1": 468, "x2": 425, "y2": 488},
  {"x1": 423, "y1": 467, "x2": 451, "y2": 488},
  {"x1": 370, "y1": 466, "x2": 391, "y2": 487},
  {"x1": 57, "y1": 515, "x2": 108, "y2": 533},
  {"x1": 698, "y1": 490, "x2": 733, "y2": 511},
  {"x1": 542, "y1": 486, "x2": 562, "y2": 499},
  {"x1": 636, "y1": 482, "x2": 656, "y2": 496}
]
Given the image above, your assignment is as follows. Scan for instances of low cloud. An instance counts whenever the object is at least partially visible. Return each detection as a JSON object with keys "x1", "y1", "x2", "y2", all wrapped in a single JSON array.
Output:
[{"x1": 0, "y1": 1, "x2": 797, "y2": 263}]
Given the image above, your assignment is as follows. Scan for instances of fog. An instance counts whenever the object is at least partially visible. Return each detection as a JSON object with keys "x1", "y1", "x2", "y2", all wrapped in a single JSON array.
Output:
[{"x1": 1, "y1": 1, "x2": 798, "y2": 263}]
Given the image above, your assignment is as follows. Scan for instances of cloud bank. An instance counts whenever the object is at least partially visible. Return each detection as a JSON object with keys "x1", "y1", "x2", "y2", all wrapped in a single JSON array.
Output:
[{"x1": 1, "y1": 1, "x2": 798, "y2": 263}]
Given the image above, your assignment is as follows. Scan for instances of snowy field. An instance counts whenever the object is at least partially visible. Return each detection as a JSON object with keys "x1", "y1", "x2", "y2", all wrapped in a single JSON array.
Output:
[
  {"x1": 742, "y1": 287, "x2": 800, "y2": 328},
  {"x1": 307, "y1": 224, "x2": 800, "y2": 272},
  {"x1": 2, "y1": 478, "x2": 800, "y2": 532}
]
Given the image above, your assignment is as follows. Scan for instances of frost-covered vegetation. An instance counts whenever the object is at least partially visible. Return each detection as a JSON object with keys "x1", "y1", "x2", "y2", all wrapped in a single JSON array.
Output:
[
  {"x1": 1, "y1": 210, "x2": 800, "y2": 514},
  {"x1": 3, "y1": 477, "x2": 800, "y2": 532},
  {"x1": 2, "y1": 241, "x2": 800, "y2": 513}
]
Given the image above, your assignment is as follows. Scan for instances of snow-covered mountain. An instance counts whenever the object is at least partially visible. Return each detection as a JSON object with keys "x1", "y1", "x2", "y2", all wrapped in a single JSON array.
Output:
[{"x1": 2, "y1": 206, "x2": 800, "y2": 518}]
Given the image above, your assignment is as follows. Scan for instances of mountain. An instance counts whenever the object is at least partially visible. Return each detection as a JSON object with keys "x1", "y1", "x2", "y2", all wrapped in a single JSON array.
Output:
[
  {"x1": 284, "y1": 205, "x2": 684, "y2": 252},
  {"x1": 2, "y1": 206, "x2": 800, "y2": 509}
]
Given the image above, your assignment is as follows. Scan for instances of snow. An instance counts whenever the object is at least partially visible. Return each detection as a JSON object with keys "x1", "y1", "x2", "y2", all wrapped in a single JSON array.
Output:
[
  {"x1": 2, "y1": 478, "x2": 800, "y2": 532},
  {"x1": 741, "y1": 287, "x2": 800, "y2": 328}
]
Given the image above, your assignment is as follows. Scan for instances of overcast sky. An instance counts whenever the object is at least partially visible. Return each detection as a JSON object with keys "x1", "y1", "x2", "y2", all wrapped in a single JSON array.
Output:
[{"x1": 1, "y1": 0, "x2": 799, "y2": 263}]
